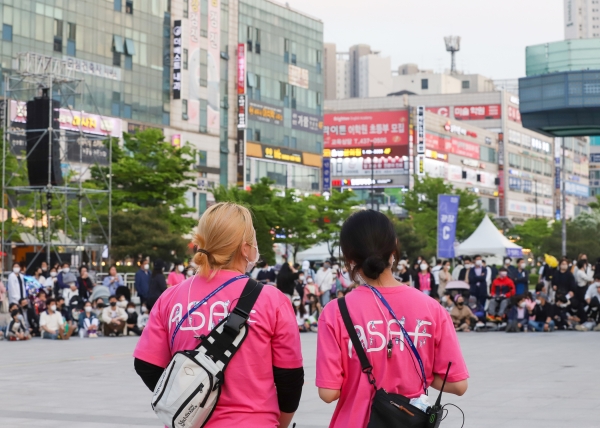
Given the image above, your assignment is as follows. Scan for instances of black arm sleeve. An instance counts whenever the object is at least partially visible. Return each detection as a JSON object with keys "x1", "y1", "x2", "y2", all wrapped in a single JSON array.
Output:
[
  {"x1": 134, "y1": 358, "x2": 165, "y2": 392},
  {"x1": 273, "y1": 366, "x2": 304, "y2": 413}
]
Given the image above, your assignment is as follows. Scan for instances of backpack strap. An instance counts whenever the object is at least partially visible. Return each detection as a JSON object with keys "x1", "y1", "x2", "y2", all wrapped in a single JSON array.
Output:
[
  {"x1": 338, "y1": 297, "x2": 377, "y2": 389},
  {"x1": 195, "y1": 279, "x2": 263, "y2": 384}
]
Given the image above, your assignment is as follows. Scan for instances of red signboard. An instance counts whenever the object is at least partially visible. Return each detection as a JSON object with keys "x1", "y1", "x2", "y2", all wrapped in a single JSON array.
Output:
[
  {"x1": 426, "y1": 106, "x2": 450, "y2": 117},
  {"x1": 324, "y1": 111, "x2": 409, "y2": 151},
  {"x1": 425, "y1": 133, "x2": 480, "y2": 160},
  {"x1": 454, "y1": 105, "x2": 501, "y2": 120},
  {"x1": 507, "y1": 106, "x2": 521, "y2": 123},
  {"x1": 237, "y1": 43, "x2": 246, "y2": 95}
]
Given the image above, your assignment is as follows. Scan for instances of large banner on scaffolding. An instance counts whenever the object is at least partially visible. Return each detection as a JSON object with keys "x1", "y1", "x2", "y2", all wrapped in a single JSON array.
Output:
[{"x1": 8, "y1": 100, "x2": 121, "y2": 164}]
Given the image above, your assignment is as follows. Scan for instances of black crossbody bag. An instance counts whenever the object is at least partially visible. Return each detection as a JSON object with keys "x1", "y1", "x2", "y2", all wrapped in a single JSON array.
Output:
[{"x1": 338, "y1": 297, "x2": 450, "y2": 428}]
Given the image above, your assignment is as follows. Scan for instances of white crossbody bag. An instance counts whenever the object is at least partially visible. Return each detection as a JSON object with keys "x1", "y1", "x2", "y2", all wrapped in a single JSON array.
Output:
[{"x1": 151, "y1": 277, "x2": 262, "y2": 428}]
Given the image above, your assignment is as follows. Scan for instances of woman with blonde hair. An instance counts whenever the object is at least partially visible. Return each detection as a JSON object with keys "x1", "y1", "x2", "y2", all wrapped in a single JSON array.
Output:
[{"x1": 134, "y1": 202, "x2": 304, "y2": 428}]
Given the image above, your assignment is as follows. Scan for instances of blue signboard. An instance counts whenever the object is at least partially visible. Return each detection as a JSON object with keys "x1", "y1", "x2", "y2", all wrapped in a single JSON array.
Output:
[
  {"x1": 590, "y1": 153, "x2": 600, "y2": 164},
  {"x1": 437, "y1": 195, "x2": 460, "y2": 259},
  {"x1": 322, "y1": 157, "x2": 331, "y2": 193}
]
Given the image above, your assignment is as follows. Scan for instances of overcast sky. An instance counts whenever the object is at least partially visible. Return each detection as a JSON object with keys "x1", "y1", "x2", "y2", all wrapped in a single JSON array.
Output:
[{"x1": 284, "y1": 0, "x2": 564, "y2": 79}]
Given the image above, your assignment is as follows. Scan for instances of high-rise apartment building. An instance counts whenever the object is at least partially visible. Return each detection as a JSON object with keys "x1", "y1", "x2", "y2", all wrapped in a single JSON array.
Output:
[
  {"x1": 349, "y1": 44, "x2": 375, "y2": 98},
  {"x1": 323, "y1": 43, "x2": 337, "y2": 100},
  {"x1": 565, "y1": 0, "x2": 600, "y2": 39},
  {"x1": 358, "y1": 54, "x2": 392, "y2": 98},
  {"x1": 336, "y1": 56, "x2": 350, "y2": 99}
]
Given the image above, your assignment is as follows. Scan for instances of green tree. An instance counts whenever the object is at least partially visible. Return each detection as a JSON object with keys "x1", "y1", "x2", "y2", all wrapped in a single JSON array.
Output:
[
  {"x1": 212, "y1": 178, "x2": 280, "y2": 265},
  {"x1": 541, "y1": 220, "x2": 600, "y2": 260},
  {"x1": 89, "y1": 129, "x2": 196, "y2": 235},
  {"x1": 309, "y1": 189, "x2": 356, "y2": 260},
  {"x1": 388, "y1": 215, "x2": 427, "y2": 260},
  {"x1": 110, "y1": 207, "x2": 189, "y2": 262},
  {"x1": 403, "y1": 175, "x2": 485, "y2": 258},
  {"x1": 274, "y1": 190, "x2": 319, "y2": 260},
  {"x1": 507, "y1": 218, "x2": 553, "y2": 257}
]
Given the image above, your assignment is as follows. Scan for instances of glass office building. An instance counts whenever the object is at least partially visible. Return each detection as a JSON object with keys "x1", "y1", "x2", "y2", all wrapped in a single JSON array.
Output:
[
  {"x1": 239, "y1": 0, "x2": 324, "y2": 192},
  {"x1": 1, "y1": 0, "x2": 170, "y2": 125}
]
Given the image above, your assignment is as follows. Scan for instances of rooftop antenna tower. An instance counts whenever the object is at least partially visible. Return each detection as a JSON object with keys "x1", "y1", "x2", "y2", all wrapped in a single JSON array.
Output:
[{"x1": 444, "y1": 36, "x2": 461, "y2": 75}]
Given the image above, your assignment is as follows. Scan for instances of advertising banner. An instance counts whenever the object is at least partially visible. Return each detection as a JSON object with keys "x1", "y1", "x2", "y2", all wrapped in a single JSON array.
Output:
[
  {"x1": 322, "y1": 157, "x2": 331, "y2": 193},
  {"x1": 425, "y1": 134, "x2": 480, "y2": 160},
  {"x1": 237, "y1": 43, "x2": 247, "y2": 129},
  {"x1": 206, "y1": 0, "x2": 221, "y2": 135},
  {"x1": 324, "y1": 110, "x2": 409, "y2": 150},
  {"x1": 288, "y1": 64, "x2": 309, "y2": 89},
  {"x1": 590, "y1": 153, "x2": 600, "y2": 164},
  {"x1": 237, "y1": 129, "x2": 245, "y2": 188},
  {"x1": 416, "y1": 106, "x2": 425, "y2": 154},
  {"x1": 172, "y1": 20, "x2": 182, "y2": 100},
  {"x1": 508, "y1": 106, "x2": 521, "y2": 123},
  {"x1": 454, "y1": 105, "x2": 501, "y2": 120},
  {"x1": 426, "y1": 106, "x2": 450, "y2": 117},
  {"x1": 416, "y1": 154, "x2": 425, "y2": 176},
  {"x1": 187, "y1": 0, "x2": 201, "y2": 127},
  {"x1": 248, "y1": 101, "x2": 284, "y2": 126},
  {"x1": 292, "y1": 111, "x2": 323, "y2": 134},
  {"x1": 437, "y1": 195, "x2": 460, "y2": 259},
  {"x1": 64, "y1": 56, "x2": 121, "y2": 81},
  {"x1": 331, "y1": 156, "x2": 408, "y2": 177}
]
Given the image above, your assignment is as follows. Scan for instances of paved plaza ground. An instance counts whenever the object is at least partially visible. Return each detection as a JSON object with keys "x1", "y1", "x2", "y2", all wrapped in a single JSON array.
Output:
[{"x1": 0, "y1": 331, "x2": 599, "y2": 428}]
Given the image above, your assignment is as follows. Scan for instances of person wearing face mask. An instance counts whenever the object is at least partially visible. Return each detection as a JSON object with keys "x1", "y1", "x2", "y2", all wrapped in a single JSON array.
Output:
[
  {"x1": 7, "y1": 308, "x2": 31, "y2": 341},
  {"x1": 528, "y1": 293, "x2": 555, "y2": 332},
  {"x1": 506, "y1": 295, "x2": 528, "y2": 332},
  {"x1": 304, "y1": 277, "x2": 319, "y2": 303},
  {"x1": 552, "y1": 258, "x2": 576, "y2": 299},
  {"x1": 134, "y1": 260, "x2": 151, "y2": 305},
  {"x1": 62, "y1": 273, "x2": 79, "y2": 307},
  {"x1": 502, "y1": 257, "x2": 518, "y2": 282},
  {"x1": 146, "y1": 260, "x2": 168, "y2": 312},
  {"x1": 77, "y1": 266, "x2": 95, "y2": 301},
  {"x1": 457, "y1": 257, "x2": 472, "y2": 282},
  {"x1": 450, "y1": 295, "x2": 478, "y2": 332},
  {"x1": 315, "y1": 261, "x2": 334, "y2": 306},
  {"x1": 137, "y1": 304, "x2": 150, "y2": 331},
  {"x1": 487, "y1": 267, "x2": 516, "y2": 321},
  {"x1": 19, "y1": 297, "x2": 39, "y2": 337},
  {"x1": 134, "y1": 202, "x2": 304, "y2": 428},
  {"x1": 167, "y1": 260, "x2": 186, "y2": 287},
  {"x1": 40, "y1": 298, "x2": 70, "y2": 340},
  {"x1": 413, "y1": 260, "x2": 436, "y2": 297},
  {"x1": 514, "y1": 258, "x2": 529, "y2": 296},
  {"x1": 7, "y1": 262, "x2": 26, "y2": 305},
  {"x1": 92, "y1": 298, "x2": 107, "y2": 317},
  {"x1": 574, "y1": 259, "x2": 594, "y2": 304},
  {"x1": 56, "y1": 262, "x2": 72, "y2": 293},
  {"x1": 101, "y1": 295, "x2": 128, "y2": 336},
  {"x1": 186, "y1": 265, "x2": 195, "y2": 278},
  {"x1": 438, "y1": 260, "x2": 452, "y2": 298},
  {"x1": 44, "y1": 268, "x2": 59, "y2": 298},
  {"x1": 102, "y1": 265, "x2": 125, "y2": 296},
  {"x1": 125, "y1": 302, "x2": 142, "y2": 336},
  {"x1": 40, "y1": 261, "x2": 49, "y2": 276},
  {"x1": 78, "y1": 301, "x2": 99, "y2": 338},
  {"x1": 468, "y1": 255, "x2": 488, "y2": 307}
]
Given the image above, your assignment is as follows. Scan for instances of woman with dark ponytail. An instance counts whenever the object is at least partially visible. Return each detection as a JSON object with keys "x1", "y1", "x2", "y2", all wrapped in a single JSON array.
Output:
[{"x1": 316, "y1": 210, "x2": 469, "y2": 428}]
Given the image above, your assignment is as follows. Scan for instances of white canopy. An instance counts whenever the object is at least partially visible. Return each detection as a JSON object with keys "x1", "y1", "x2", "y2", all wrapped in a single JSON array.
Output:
[
  {"x1": 456, "y1": 216, "x2": 523, "y2": 258},
  {"x1": 296, "y1": 243, "x2": 339, "y2": 262}
]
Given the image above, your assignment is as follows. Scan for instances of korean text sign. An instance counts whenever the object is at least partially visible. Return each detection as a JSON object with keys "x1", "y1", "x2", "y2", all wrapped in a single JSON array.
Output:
[
  {"x1": 324, "y1": 110, "x2": 409, "y2": 150},
  {"x1": 437, "y1": 195, "x2": 460, "y2": 259}
]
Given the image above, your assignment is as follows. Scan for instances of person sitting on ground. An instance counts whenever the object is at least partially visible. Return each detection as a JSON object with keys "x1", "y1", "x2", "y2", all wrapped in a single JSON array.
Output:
[
  {"x1": 467, "y1": 295, "x2": 485, "y2": 322},
  {"x1": 126, "y1": 302, "x2": 142, "y2": 336},
  {"x1": 62, "y1": 273, "x2": 79, "y2": 307},
  {"x1": 101, "y1": 295, "x2": 128, "y2": 336},
  {"x1": 506, "y1": 295, "x2": 528, "y2": 332},
  {"x1": 56, "y1": 296, "x2": 77, "y2": 335},
  {"x1": 40, "y1": 298, "x2": 72, "y2": 340},
  {"x1": 44, "y1": 267, "x2": 58, "y2": 297},
  {"x1": 78, "y1": 301, "x2": 99, "y2": 338},
  {"x1": 585, "y1": 277, "x2": 600, "y2": 305},
  {"x1": 77, "y1": 266, "x2": 95, "y2": 301},
  {"x1": 306, "y1": 293, "x2": 323, "y2": 322},
  {"x1": 103, "y1": 265, "x2": 125, "y2": 296},
  {"x1": 292, "y1": 296, "x2": 311, "y2": 332},
  {"x1": 450, "y1": 294, "x2": 478, "y2": 332},
  {"x1": 575, "y1": 293, "x2": 600, "y2": 332},
  {"x1": 92, "y1": 298, "x2": 106, "y2": 318},
  {"x1": 56, "y1": 262, "x2": 71, "y2": 294},
  {"x1": 528, "y1": 293, "x2": 555, "y2": 332},
  {"x1": 19, "y1": 297, "x2": 39, "y2": 337},
  {"x1": 7, "y1": 308, "x2": 31, "y2": 341},
  {"x1": 137, "y1": 304, "x2": 149, "y2": 331},
  {"x1": 34, "y1": 290, "x2": 47, "y2": 315},
  {"x1": 487, "y1": 267, "x2": 516, "y2": 322},
  {"x1": 553, "y1": 295, "x2": 572, "y2": 330}
]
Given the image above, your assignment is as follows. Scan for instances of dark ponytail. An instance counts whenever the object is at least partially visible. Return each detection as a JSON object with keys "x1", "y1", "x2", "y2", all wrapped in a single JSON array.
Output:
[{"x1": 340, "y1": 210, "x2": 399, "y2": 281}]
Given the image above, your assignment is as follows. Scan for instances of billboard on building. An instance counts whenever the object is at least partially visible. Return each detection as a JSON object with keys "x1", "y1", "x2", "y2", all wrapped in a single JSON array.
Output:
[
  {"x1": 187, "y1": 1, "x2": 201, "y2": 127},
  {"x1": 248, "y1": 101, "x2": 284, "y2": 126},
  {"x1": 454, "y1": 105, "x2": 501, "y2": 120},
  {"x1": 426, "y1": 106, "x2": 449, "y2": 117},
  {"x1": 292, "y1": 111, "x2": 323, "y2": 134},
  {"x1": 425, "y1": 134, "x2": 480, "y2": 160},
  {"x1": 288, "y1": 65, "x2": 309, "y2": 89},
  {"x1": 172, "y1": 20, "x2": 182, "y2": 100},
  {"x1": 206, "y1": 0, "x2": 221, "y2": 135},
  {"x1": 324, "y1": 111, "x2": 409, "y2": 150}
]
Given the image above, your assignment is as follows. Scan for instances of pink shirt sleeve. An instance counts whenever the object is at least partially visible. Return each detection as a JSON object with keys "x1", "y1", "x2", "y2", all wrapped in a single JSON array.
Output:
[
  {"x1": 167, "y1": 272, "x2": 177, "y2": 287},
  {"x1": 133, "y1": 298, "x2": 172, "y2": 368},
  {"x1": 432, "y1": 308, "x2": 470, "y2": 383},
  {"x1": 271, "y1": 298, "x2": 303, "y2": 369},
  {"x1": 315, "y1": 303, "x2": 344, "y2": 390}
]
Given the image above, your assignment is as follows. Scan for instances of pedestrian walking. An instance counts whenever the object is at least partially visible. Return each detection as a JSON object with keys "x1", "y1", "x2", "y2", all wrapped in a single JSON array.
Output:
[
  {"x1": 134, "y1": 202, "x2": 303, "y2": 428},
  {"x1": 316, "y1": 210, "x2": 468, "y2": 428}
]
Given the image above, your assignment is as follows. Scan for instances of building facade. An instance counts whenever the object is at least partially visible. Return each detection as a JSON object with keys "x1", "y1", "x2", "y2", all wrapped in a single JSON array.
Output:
[
  {"x1": 238, "y1": 0, "x2": 324, "y2": 192},
  {"x1": 565, "y1": 0, "x2": 600, "y2": 39},
  {"x1": 358, "y1": 54, "x2": 392, "y2": 98}
]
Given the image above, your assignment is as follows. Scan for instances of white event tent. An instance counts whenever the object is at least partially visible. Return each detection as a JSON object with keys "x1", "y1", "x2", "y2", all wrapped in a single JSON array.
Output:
[{"x1": 456, "y1": 216, "x2": 523, "y2": 258}]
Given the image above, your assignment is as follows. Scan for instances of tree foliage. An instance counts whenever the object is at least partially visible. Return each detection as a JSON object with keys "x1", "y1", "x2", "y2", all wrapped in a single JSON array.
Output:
[
  {"x1": 507, "y1": 218, "x2": 553, "y2": 257},
  {"x1": 110, "y1": 207, "x2": 189, "y2": 263},
  {"x1": 403, "y1": 175, "x2": 485, "y2": 258},
  {"x1": 388, "y1": 214, "x2": 427, "y2": 261}
]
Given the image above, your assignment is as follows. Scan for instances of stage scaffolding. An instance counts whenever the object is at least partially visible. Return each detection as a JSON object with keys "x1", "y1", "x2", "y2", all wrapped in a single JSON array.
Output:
[{"x1": 1, "y1": 52, "x2": 113, "y2": 273}]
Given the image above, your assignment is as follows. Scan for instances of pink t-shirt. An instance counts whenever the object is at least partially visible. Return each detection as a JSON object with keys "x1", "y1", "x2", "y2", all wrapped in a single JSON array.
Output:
[
  {"x1": 134, "y1": 270, "x2": 303, "y2": 428},
  {"x1": 316, "y1": 285, "x2": 469, "y2": 428},
  {"x1": 418, "y1": 272, "x2": 431, "y2": 291},
  {"x1": 167, "y1": 271, "x2": 186, "y2": 287}
]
